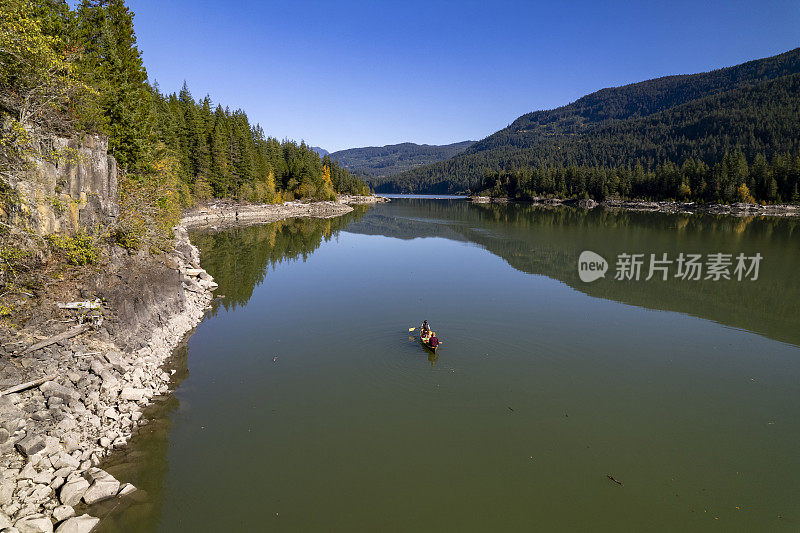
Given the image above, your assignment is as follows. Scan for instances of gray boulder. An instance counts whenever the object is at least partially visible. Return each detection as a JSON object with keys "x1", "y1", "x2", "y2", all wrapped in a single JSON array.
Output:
[
  {"x1": 119, "y1": 388, "x2": 146, "y2": 402},
  {"x1": 18, "y1": 463, "x2": 37, "y2": 480},
  {"x1": 62, "y1": 436, "x2": 79, "y2": 454},
  {"x1": 82, "y1": 470, "x2": 119, "y2": 504},
  {"x1": 13, "y1": 514, "x2": 53, "y2": 533},
  {"x1": 117, "y1": 483, "x2": 136, "y2": 496},
  {"x1": 51, "y1": 506, "x2": 74, "y2": 523},
  {"x1": 15, "y1": 436, "x2": 45, "y2": 458},
  {"x1": 52, "y1": 454, "x2": 80, "y2": 471},
  {"x1": 54, "y1": 515, "x2": 98, "y2": 533},
  {"x1": 32, "y1": 470, "x2": 53, "y2": 485},
  {"x1": 58, "y1": 478, "x2": 89, "y2": 507},
  {"x1": 39, "y1": 382, "x2": 79, "y2": 403}
]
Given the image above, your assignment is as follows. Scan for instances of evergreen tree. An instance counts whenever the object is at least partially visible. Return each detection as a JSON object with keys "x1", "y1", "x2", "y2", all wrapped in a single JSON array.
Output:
[{"x1": 75, "y1": 0, "x2": 151, "y2": 171}]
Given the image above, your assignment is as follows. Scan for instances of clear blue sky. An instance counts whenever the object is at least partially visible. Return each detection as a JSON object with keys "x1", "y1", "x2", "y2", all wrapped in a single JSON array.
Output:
[{"x1": 128, "y1": 0, "x2": 799, "y2": 152}]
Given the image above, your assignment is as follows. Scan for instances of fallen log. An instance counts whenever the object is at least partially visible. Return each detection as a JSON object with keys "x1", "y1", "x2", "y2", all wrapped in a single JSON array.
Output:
[
  {"x1": 75, "y1": 351, "x2": 101, "y2": 358},
  {"x1": 17, "y1": 324, "x2": 89, "y2": 356},
  {"x1": 57, "y1": 299, "x2": 101, "y2": 310},
  {"x1": 0, "y1": 374, "x2": 57, "y2": 396}
]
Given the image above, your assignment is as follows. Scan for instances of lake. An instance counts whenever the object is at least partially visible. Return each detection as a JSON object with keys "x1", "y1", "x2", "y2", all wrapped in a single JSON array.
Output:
[{"x1": 95, "y1": 198, "x2": 800, "y2": 531}]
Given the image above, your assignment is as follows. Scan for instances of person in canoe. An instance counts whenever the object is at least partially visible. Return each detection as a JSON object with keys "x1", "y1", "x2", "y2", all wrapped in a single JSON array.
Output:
[
  {"x1": 421, "y1": 320, "x2": 431, "y2": 337},
  {"x1": 428, "y1": 332, "x2": 439, "y2": 349}
]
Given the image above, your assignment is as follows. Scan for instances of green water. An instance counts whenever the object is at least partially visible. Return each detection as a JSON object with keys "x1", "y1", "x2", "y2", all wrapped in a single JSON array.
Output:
[{"x1": 96, "y1": 199, "x2": 800, "y2": 531}]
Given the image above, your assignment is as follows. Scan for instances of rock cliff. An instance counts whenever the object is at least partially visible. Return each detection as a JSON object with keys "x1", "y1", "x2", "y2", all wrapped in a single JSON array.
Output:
[{"x1": 3, "y1": 133, "x2": 118, "y2": 235}]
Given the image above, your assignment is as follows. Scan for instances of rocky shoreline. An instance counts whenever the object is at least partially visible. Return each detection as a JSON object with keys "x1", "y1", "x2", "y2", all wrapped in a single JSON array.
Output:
[
  {"x1": 181, "y1": 195, "x2": 388, "y2": 230},
  {"x1": 0, "y1": 227, "x2": 214, "y2": 532},
  {"x1": 0, "y1": 196, "x2": 383, "y2": 531},
  {"x1": 468, "y1": 196, "x2": 800, "y2": 217}
]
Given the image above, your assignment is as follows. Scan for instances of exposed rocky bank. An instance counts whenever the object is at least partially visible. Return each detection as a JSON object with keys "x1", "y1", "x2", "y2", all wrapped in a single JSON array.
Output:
[
  {"x1": 469, "y1": 196, "x2": 800, "y2": 218},
  {"x1": 181, "y1": 194, "x2": 388, "y2": 230},
  {"x1": 0, "y1": 226, "x2": 214, "y2": 532}
]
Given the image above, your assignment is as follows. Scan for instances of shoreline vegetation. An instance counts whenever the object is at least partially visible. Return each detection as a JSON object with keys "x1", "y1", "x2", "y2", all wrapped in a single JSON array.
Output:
[
  {"x1": 0, "y1": 196, "x2": 383, "y2": 529},
  {"x1": 468, "y1": 195, "x2": 800, "y2": 218}
]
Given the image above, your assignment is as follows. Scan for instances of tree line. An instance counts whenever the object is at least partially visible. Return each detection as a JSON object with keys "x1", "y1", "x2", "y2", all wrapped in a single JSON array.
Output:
[
  {"x1": 476, "y1": 151, "x2": 800, "y2": 204},
  {"x1": 151, "y1": 82, "x2": 368, "y2": 206}
]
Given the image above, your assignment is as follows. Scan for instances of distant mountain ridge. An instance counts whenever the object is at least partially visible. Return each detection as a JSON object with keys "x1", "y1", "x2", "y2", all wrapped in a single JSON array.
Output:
[
  {"x1": 311, "y1": 147, "x2": 330, "y2": 157},
  {"x1": 378, "y1": 47, "x2": 800, "y2": 195},
  {"x1": 330, "y1": 141, "x2": 476, "y2": 187}
]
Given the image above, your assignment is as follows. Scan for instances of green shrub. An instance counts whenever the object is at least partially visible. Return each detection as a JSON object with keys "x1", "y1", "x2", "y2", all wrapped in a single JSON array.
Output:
[{"x1": 46, "y1": 231, "x2": 99, "y2": 265}]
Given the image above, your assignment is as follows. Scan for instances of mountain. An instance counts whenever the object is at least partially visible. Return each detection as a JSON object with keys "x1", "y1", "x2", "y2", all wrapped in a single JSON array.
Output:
[
  {"x1": 330, "y1": 141, "x2": 476, "y2": 187},
  {"x1": 311, "y1": 147, "x2": 330, "y2": 157},
  {"x1": 378, "y1": 48, "x2": 800, "y2": 201}
]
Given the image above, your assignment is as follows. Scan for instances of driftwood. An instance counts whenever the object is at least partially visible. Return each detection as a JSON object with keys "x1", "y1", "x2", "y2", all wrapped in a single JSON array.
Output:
[
  {"x1": 17, "y1": 324, "x2": 89, "y2": 356},
  {"x1": 57, "y1": 300, "x2": 101, "y2": 310},
  {"x1": 0, "y1": 374, "x2": 57, "y2": 396},
  {"x1": 607, "y1": 474, "x2": 624, "y2": 486}
]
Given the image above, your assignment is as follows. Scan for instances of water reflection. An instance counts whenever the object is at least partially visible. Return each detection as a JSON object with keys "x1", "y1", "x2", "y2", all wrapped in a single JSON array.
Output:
[
  {"x1": 346, "y1": 200, "x2": 800, "y2": 347},
  {"x1": 191, "y1": 207, "x2": 368, "y2": 312}
]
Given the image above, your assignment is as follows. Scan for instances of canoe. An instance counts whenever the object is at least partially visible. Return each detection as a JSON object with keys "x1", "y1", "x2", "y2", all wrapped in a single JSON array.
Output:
[{"x1": 419, "y1": 332, "x2": 439, "y2": 353}]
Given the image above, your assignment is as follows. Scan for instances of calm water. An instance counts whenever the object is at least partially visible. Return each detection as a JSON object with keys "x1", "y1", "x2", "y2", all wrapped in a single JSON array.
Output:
[{"x1": 96, "y1": 199, "x2": 800, "y2": 531}]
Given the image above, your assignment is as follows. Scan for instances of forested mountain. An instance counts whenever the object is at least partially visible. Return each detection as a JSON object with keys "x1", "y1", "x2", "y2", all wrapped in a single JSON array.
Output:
[
  {"x1": 330, "y1": 141, "x2": 475, "y2": 185},
  {"x1": 1, "y1": 0, "x2": 369, "y2": 250},
  {"x1": 379, "y1": 48, "x2": 800, "y2": 203},
  {"x1": 312, "y1": 147, "x2": 329, "y2": 157}
]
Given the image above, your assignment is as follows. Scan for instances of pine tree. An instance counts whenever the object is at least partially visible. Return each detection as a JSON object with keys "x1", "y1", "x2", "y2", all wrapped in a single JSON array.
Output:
[
  {"x1": 209, "y1": 105, "x2": 231, "y2": 196},
  {"x1": 767, "y1": 177, "x2": 779, "y2": 201},
  {"x1": 75, "y1": 0, "x2": 151, "y2": 171}
]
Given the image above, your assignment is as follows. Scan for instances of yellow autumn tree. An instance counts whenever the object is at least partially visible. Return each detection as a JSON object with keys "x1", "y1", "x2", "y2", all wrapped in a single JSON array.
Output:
[
  {"x1": 319, "y1": 165, "x2": 335, "y2": 200},
  {"x1": 322, "y1": 165, "x2": 332, "y2": 188},
  {"x1": 736, "y1": 183, "x2": 755, "y2": 203}
]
